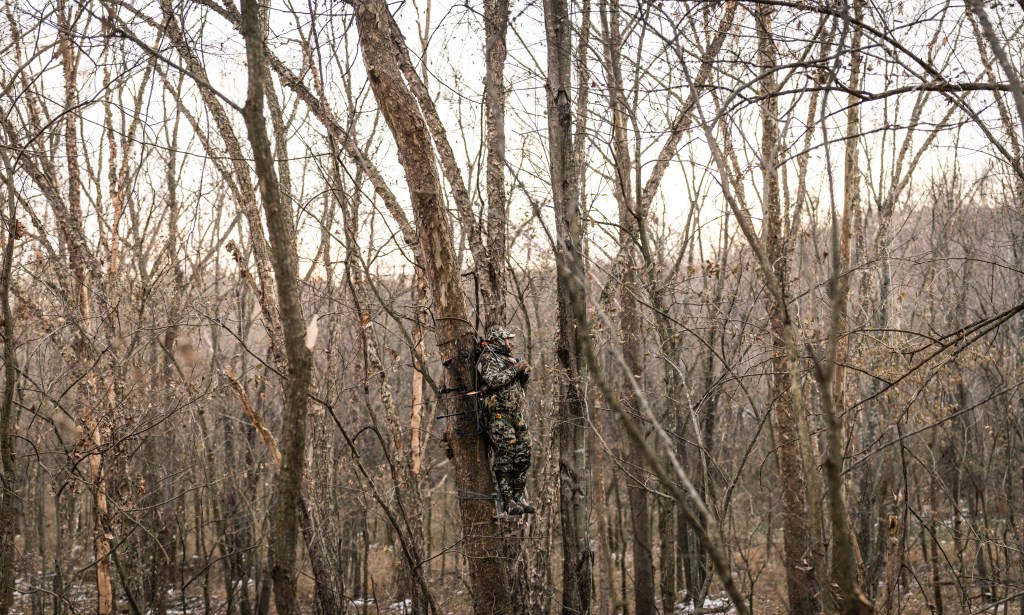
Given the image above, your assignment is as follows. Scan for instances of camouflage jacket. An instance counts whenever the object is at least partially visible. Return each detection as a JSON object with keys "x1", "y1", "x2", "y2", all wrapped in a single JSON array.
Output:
[{"x1": 476, "y1": 349, "x2": 527, "y2": 413}]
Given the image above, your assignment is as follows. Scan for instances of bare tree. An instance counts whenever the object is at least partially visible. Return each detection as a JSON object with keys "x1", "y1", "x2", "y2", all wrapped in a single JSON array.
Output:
[
  {"x1": 239, "y1": 2, "x2": 313, "y2": 612},
  {"x1": 543, "y1": 0, "x2": 593, "y2": 612},
  {"x1": 353, "y1": 1, "x2": 516, "y2": 611}
]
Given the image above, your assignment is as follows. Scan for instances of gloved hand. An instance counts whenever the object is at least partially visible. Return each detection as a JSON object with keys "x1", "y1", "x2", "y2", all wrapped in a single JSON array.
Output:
[{"x1": 516, "y1": 360, "x2": 531, "y2": 385}]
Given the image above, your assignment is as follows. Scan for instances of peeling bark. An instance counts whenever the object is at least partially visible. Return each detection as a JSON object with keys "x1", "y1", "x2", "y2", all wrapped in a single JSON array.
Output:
[{"x1": 354, "y1": 2, "x2": 515, "y2": 612}]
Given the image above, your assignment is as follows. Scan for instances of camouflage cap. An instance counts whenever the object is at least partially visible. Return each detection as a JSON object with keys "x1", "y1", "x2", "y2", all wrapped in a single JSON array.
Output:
[{"x1": 484, "y1": 326, "x2": 515, "y2": 343}]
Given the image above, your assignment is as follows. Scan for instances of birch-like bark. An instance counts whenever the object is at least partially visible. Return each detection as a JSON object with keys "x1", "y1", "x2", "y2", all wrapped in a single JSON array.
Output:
[
  {"x1": 56, "y1": 5, "x2": 114, "y2": 610},
  {"x1": 410, "y1": 276, "x2": 429, "y2": 477},
  {"x1": 756, "y1": 7, "x2": 821, "y2": 614}
]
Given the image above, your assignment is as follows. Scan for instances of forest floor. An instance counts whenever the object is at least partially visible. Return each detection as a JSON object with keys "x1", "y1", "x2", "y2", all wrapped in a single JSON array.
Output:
[{"x1": 7, "y1": 534, "x2": 1022, "y2": 614}]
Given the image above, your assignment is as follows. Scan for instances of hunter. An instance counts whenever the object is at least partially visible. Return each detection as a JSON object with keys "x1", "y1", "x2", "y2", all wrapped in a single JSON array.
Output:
[{"x1": 477, "y1": 326, "x2": 535, "y2": 515}]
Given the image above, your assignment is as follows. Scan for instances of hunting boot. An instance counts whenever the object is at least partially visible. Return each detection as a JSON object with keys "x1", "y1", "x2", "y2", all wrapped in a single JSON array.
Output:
[
  {"x1": 515, "y1": 494, "x2": 535, "y2": 515},
  {"x1": 512, "y1": 478, "x2": 535, "y2": 514},
  {"x1": 497, "y1": 473, "x2": 524, "y2": 516}
]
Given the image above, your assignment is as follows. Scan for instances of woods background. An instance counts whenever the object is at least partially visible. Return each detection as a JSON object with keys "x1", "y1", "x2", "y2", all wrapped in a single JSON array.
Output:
[{"x1": 1, "y1": 0, "x2": 1023, "y2": 613}]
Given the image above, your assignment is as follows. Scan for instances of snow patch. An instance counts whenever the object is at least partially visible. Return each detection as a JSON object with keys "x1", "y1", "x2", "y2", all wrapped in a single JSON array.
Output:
[{"x1": 675, "y1": 595, "x2": 736, "y2": 614}]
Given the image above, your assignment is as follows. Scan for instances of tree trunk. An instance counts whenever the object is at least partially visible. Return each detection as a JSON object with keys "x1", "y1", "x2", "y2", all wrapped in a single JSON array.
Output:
[
  {"x1": 543, "y1": 0, "x2": 593, "y2": 611},
  {"x1": 55, "y1": 6, "x2": 115, "y2": 609},
  {"x1": 0, "y1": 169, "x2": 18, "y2": 615},
  {"x1": 483, "y1": 0, "x2": 510, "y2": 328},
  {"x1": 831, "y1": 2, "x2": 869, "y2": 602},
  {"x1": 877, "y1": 515, "x2": 900, "y2": 614},
  {"x1": 239, "y1": 3, "x2": 313, "y2": 613},
  {"x1": 354, "y1": 2, "x2": 515, "y2": 612},
  {"x1": 598, "y1": 0, "x2": 656, "y2": 611},
  {"x1": 756, "y1": 6, "x2": 821, "y2": 615}
]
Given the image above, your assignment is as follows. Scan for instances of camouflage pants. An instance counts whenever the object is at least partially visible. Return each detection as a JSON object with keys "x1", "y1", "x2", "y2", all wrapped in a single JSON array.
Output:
[{"x1": 486, "y1": 406, "x2": 531, "y2": 499}]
